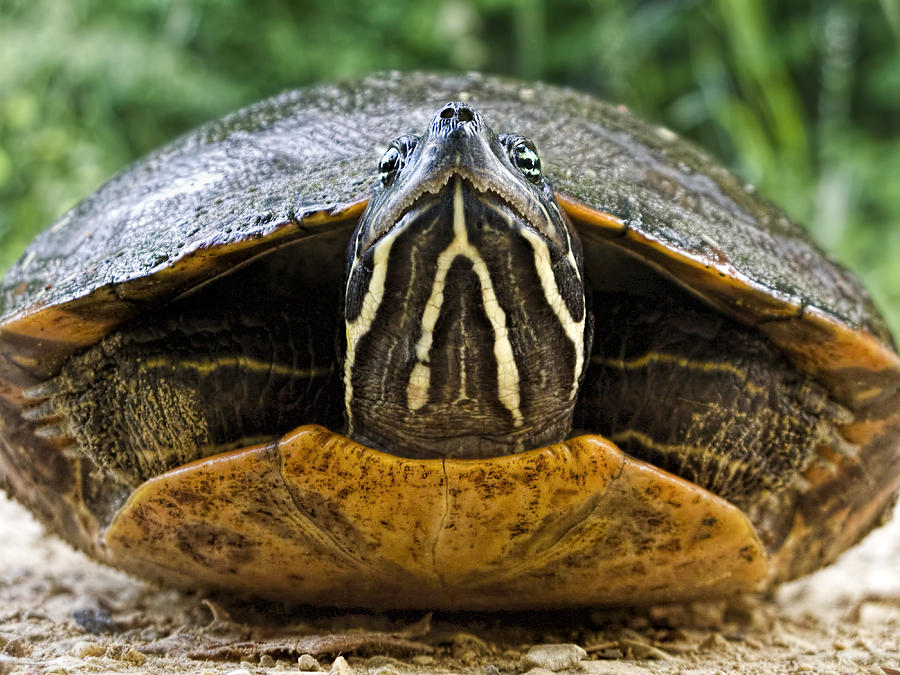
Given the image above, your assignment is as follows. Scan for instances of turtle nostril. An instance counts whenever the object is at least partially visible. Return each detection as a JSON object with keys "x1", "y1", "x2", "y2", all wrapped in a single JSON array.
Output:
[{"x1": 430, "y1": 102, "x2": 480, "y2": 135}]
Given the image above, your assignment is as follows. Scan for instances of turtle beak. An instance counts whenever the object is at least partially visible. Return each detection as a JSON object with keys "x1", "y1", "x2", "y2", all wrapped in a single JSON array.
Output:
[{"x1": 416, "y1": 101, "x2": 502, "y2": 189}]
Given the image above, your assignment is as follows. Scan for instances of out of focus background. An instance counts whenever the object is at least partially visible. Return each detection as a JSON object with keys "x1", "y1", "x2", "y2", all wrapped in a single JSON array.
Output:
[{"x1": 1, "y1": 0, "x2": 898, "y2": 331}]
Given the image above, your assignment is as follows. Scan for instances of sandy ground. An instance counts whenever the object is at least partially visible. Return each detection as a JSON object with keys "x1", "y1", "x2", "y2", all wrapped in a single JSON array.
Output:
[{"x1": 1, "y1": 491, "x2": 899, "y2": 675}]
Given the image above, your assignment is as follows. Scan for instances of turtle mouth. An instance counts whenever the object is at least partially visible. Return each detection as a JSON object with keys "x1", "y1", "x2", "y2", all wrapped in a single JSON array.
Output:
[{"x1": 369, "y1": 170, "x2": 549, "y2": 250}]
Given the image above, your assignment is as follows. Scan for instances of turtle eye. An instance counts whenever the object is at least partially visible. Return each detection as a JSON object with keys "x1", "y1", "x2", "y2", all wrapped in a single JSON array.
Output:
[
  {"x1": 378, "y1": 146, "x2": 402, "y2": 186},
  {"x1": 378, "y1": 135, "x2": 419, "y2": 187},
  {"x1": 500, "y1": 134, "x2": 542, "y2": 183}
]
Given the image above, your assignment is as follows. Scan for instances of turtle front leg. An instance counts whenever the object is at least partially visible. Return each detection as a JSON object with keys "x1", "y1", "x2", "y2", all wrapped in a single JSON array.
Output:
[
  {"x1": 575, "y1": 290, "x2": 855, "y2": 511},
  {"x1": 21, "y1": 292, "x2": 343, "y2": 488}
]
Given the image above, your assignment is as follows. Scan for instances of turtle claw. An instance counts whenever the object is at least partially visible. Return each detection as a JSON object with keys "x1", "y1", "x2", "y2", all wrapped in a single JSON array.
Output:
[
  {"x1": 790, "y1": 473, "x2": 813, "y2": 492},
  {"x1": 819, "y1": 395, "x2": 854, "y2": 427},
  {"x1": 829, "y1": 432, "x2": 860, "y2": 458},
  {"x1": 22, "y1": 379, "x2": 59, "y2": 402},
  {"x1": 21, "y1": 399, "x2": 60, "y2": 423},
  {"x1": 33, "y1": 423, "x2": 70, "y2": 442},
  {"x1": 20, "y1": 380, "x2": 76, "y2": 448},
  {"x1": 810, "y1": 433, "x2": 860, "y2": 476},
  {"x1": 810, "y1": 454, "x2": 841, "y2": 477},
  {"x1": 33, "y1": 422, "x2": 77, "y2": 452}
]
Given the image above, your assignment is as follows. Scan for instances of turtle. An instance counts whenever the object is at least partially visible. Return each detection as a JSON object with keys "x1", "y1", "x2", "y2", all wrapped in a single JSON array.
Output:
[{"x1": 0, "y1": 72, "x2": 898, "y2": 610}]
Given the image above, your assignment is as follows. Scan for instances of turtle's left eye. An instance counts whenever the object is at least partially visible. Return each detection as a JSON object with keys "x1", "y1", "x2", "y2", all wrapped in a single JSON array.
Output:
[{"x1": 500, "y1": 134, "x2": 542, "y2": 183}]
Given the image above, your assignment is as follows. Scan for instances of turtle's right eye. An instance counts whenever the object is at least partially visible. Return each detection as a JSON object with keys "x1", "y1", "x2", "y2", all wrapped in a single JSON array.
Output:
[
  {"x1": 378, "y1": 135, "x2": 419, "y2": 187},
  {"x1": 378, "y1": 146, "x2": 402, "y2": 186}
]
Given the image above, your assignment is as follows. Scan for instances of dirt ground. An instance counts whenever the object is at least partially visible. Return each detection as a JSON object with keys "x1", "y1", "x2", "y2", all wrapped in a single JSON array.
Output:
[{"x1": 0, "y1": 492, "x2": 898, "y2": 675}]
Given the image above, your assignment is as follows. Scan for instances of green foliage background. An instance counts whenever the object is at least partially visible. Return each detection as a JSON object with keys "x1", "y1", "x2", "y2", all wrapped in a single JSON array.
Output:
[{"x1": 1, "y1": 0, "x2": 898, "y2": 331}]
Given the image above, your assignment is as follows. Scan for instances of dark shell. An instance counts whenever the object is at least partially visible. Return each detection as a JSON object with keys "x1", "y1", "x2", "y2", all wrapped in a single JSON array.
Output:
[
  {"x1": 1, "y1": 72, "x2": 898, "y2": 603},
  {"x1": 0, "y1": 72, "x2": 891, "y2": 354}
]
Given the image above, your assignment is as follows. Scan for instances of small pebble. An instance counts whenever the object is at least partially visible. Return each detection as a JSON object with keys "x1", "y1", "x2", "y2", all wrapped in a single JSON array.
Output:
[
  {"x1": 618, "y1": 638, "x2": 672, "y2": 660},
  {"x1": 73, "y1": 608, "x2": 118, "y2": 635},
  {"x1": 0, "y1": 639, "x2": 27, "y2": 658},
  {"x1": 370, "y1": 667, "x2": 400, "y2": 675},
  {"x1": 365, "y1": 656, "x2": 403, "y2": 669},
  {"x1": 139, "y1": 627, "x2": 160, "y2": 641},
  {"x1": 259, "y1": 654, "x2": 275, "y2": 667},
  {"x1": 298, "y1": 653, "x2": 323, "y2": 671},
  {"x1": 859, "y1": 602, "x2": 900, "y2": 626},
  {"x1": 411, "y1": 655, "x2": 434, "y2": 666},
  {"x1": 699, "y1": 632, "x2": 730, "y2": 651},
  {"x1": 120, "y1": 648, "x2": 147, "y2": 666},
  {"x1": 451, "y1": 632, "x2": 491, "y2": 656},
  {"x1": 484, "y1": 666, "x2": 501, "y2": 675},
  {"x1": 772, "y1": 634, "x2": 816, "y2": 653},
  {"x1": 330, "y1": 655, "x2": 356, "y2": 675},
  {"x1": 521, "y1": 643, "x2": 587, "y2": 672},
  {"x1": 71, "y1": 640, "x2": 104, "y2": 658}
]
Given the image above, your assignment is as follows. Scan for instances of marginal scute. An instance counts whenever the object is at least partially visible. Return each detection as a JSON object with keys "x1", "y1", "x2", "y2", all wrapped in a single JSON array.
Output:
[
  {"x1": 103, "y1": 425, "x2": 767, "y2": 609},
  {"x1": 557, "y1": 193, "x2": 900, "y2": 405},
  {"x1": 0, "y1": 203, "x2": 365, "y2": 383}
]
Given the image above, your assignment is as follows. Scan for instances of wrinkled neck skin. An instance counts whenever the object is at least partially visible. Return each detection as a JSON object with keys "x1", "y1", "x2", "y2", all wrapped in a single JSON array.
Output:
[{"x1": 342, "y1": 103, "x2": 590, "y2": 459}]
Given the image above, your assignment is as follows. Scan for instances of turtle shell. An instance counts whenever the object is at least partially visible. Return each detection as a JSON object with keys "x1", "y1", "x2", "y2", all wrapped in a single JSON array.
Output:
[{"x1": 1, "y1": 72, "x2": 898, "y2": 609}]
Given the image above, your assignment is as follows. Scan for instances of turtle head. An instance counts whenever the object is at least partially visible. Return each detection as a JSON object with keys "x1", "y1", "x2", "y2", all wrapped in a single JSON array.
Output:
[
  {"x1": 352, "y1": 102, "x2": 577, "y2": 259},
  {"x1": 343, "y1": 102, "x2": 591, "y2": 458}
]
